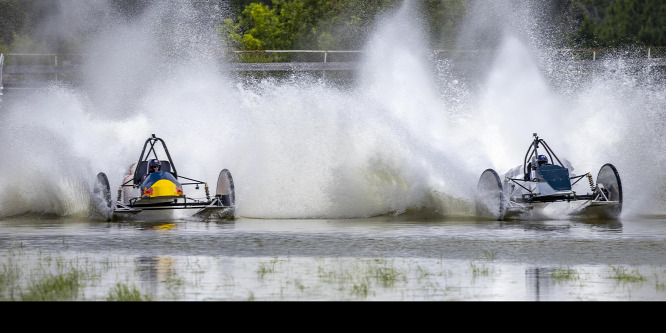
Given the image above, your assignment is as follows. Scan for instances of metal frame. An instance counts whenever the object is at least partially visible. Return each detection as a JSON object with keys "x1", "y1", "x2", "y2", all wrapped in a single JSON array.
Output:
[
  {"x1": 114, "y1": 134, "x2": 228, "y2": 214},
  {"x1": 503, "y1": 133, "x2": 604, "y2": 205},
  {"x1": 132, "y1": 134, "x2": 179, "y2": 179}
]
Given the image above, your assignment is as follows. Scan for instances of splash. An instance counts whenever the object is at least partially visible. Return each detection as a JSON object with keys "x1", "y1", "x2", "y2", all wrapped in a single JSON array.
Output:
[{"x1": 0, "y1": 0, "x2": 664, "y2": 220}]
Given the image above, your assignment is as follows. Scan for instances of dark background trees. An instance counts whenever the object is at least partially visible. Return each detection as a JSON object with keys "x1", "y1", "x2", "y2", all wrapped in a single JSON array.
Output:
[
  {"x1": 1, "y1": 0, "x2": 664, "y2": 54},
  {"x1": 566, "y1": 0, "x2": 666, "y2": 47},
  {"x1": 220, "y1": 0, "x2": 666, "y2": 50}
]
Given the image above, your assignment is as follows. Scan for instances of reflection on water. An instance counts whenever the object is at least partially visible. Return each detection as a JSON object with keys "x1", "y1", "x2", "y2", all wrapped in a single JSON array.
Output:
[
  {"x1": 1, "y1": 215, "x2": 666, "y2": 301},
  {"x1": 499, "y1": 219, "x2": 623, "y2": 233}
]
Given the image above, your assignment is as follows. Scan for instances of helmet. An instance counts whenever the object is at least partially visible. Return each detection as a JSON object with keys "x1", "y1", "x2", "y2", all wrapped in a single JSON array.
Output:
[
  {"x1": 537, "y1": 155, "x2": 548, "y2": 163},
  {"x1": 149, "y1": 159, "x2": 161, "y2": 167}
]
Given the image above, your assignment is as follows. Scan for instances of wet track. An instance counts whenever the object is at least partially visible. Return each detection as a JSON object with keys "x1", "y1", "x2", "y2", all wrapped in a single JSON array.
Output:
[
  {"x1": 2, "y1": 214, "x2": 666, "y2": 301},
  {"x1": 2, "y1": 1, "x2": 666, "y2": 301}
]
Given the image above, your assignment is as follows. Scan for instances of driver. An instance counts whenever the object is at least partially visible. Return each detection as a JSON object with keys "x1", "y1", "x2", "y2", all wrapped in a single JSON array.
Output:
[
  {"x1": 537, "y1": 155, "x2": 548, "y2": 167},
  {"x1": 143, "y1": 159, "x2": 161, "y2": 181},
  {"x1": 149, "y1": 159, "x2": 161, "y2": 173}
]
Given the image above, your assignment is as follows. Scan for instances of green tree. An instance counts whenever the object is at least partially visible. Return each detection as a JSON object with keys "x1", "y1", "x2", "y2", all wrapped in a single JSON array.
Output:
[
  {"x1": 219, "y1": 0, "x2": 403, "y2": 50},
  {"x1": 570, "y1": 0, "x2": 666, "y2": 47},
  {"x1": 595, "y1": 0, "x2": 639, "y2": 46},
  {"x1": 300, "y1": 0, "x2": 402, "y2": 49},
  {"x1": 220, "y1": 0, "x2": 472, "y2": 51},
  {"x1": 225, "y1": 2, "x2": 291, "y2": 50},
  {"x1": 570, "y1": 16, "x2": 598, "y2": 48},
  {"x1": 635, "y1": 0, "x2": 666, "y2": 46},
  {"x1": 422, "y1": 0, "x2": 467, "y2": 49},
  {"x1": 0, "y1": 0, "x2": 26, "y2": 52}
]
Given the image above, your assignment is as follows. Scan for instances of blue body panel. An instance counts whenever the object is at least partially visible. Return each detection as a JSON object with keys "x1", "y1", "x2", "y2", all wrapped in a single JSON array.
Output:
[{"x1": 536, "y1": 165, "x2": 571, "y2": 191}]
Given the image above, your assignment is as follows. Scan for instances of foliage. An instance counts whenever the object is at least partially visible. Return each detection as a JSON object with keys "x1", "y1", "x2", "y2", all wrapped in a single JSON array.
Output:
[
  {"x1": 0, "y1": 0, "x2": 73, "y2": 53},
  {"x1": 2, "y1": 0, "x2": 665, "y2": 55},
  {"x1": 20, "y1": 271, "x2": 83, "y2": 301},
  {"x1": 569, "y1": 0, "x2": 666, "y2": 47},
  {"x1": 106, "y1": 283, "x2": 153, "y2": 301},
  {"x1": 0, "y1": 0, "x2": 26, "y2": 48},
  {"x1": 422, "y1": 0, "x2": 467, "y2": 49},
  {"x1": 221, "y1": 0, "x2": 666, "y2": 50},
  {"x1": 219, "y1": 0, "x2": 404, "y2": 50},
  {"x1": 3, "y1": 33, "x2": 40, "y2": 54}
]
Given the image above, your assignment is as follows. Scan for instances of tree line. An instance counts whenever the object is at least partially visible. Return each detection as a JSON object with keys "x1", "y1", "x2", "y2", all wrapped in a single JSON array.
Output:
[{"x1": 1, "y1": 0, "x2": 665, "y2": 55}]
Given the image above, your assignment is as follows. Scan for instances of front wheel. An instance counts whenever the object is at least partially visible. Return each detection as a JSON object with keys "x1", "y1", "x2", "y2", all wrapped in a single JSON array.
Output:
[
  {"x1": 476, "y1": 169, "x2": 505, "y2": 220},
  {"x1": 92, "y1": 172, "x2": 113, "y2": 221}
]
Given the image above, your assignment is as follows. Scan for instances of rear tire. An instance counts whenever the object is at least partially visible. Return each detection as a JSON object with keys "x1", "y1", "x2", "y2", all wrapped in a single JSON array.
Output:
[
  {"x1": 216, "y1": 169, "x2": 235, "y2": 207},
  {"x1": 596, "y1": 163, "x2": 622, "y2": 217},
  {"x1": 477, "y1": 169, "x2": 505, "y2": 220}
]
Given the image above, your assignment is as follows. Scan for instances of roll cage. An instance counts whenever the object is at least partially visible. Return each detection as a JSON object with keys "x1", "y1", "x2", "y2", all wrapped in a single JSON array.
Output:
[
  {"x1": 508, "y1": 133, "x2": 592, "y2": 199},
  {"x1": 522, "y1": 133, "x2": 566, "y2": 175},
  {"x1": 121, "y1": 134, "x2": 208, "y2": 190}
]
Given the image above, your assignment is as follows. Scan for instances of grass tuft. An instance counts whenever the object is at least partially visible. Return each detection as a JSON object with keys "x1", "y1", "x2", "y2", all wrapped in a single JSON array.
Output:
[
  {"x1": 20, "y1": 271, "x2": 83, "y2": 301},
  {"x1": 470, "y1": 262, "x2": 490, "y2": 277},
  {"x1": 552, "y1": 267, "x2": 579, "y2": 281},
  {"x1": 106, "y1": 283, "x2": 152, "y2": 301},
  {"x1": 609, "y1": 265, "x2": 646, "y2": 282}
]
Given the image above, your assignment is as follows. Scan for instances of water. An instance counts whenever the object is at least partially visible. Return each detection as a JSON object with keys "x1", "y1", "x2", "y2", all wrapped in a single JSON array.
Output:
[
  {"x1": 1, "y1": 1, "x2": 666, "y2": 300},
  {"x1": 2, "y1": 215, "x2": 666, "y2": 301}
]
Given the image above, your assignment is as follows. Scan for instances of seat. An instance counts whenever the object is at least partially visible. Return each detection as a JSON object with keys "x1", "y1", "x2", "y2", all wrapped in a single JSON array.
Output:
[
  {"x1": 133, "y1": 161, "x2": 149, "y2": 184},
  {"x1": 133, "y1": 160, "x2": 175, "y2": 184},
  {"x1": 160, "y1": 160, "x2": 172, "y2": 174}
]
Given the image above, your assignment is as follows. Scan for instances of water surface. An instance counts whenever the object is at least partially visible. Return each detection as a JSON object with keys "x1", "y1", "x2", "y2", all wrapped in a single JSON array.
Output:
[{"x1": 2, "y1": 214, "x2": 665, "y2": 301}]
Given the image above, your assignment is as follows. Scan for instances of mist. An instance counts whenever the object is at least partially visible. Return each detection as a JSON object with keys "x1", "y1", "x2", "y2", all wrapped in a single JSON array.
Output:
[{"x1": 1, "y1": 0, "x2": 664, "y2": 219}]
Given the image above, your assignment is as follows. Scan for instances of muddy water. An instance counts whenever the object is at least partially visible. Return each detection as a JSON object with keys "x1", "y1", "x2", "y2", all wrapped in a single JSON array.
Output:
[{"x1": 2, "y1": 215, "x2": 665, "y2": 301}]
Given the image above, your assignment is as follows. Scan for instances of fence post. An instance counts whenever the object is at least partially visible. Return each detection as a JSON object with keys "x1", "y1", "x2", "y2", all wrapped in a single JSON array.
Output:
[
  {"x1": 0, "y1": 53, "x2": 4, "y2": 97},
  {"x1": 323, "y1": 51, "x2": 327, "y2": 80}
]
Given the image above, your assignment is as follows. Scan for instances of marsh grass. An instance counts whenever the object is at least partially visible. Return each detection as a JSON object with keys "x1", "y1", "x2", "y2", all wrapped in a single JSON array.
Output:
[
  {"x1": 609, "y1": 265, "x2": 646, "y2": 282},
  {"x1": 552, "y1": 267, "x2": 580, "y2": 281},
  {"x1": 0, "y1": 260, "x2": 21, "y2": 295},
  {"x1": 11, "y1": 251, "x2": 106, "y2": 301},
  {"x1": 163, "y1": 274, "x2": 185, "y2": 300},
  {"x1": 468, "y1": 249, "x2": 498, "y2": 278},
  {"x1": 481, "y1": 250, "x2": 496, "y2": 261},
  {"x1": 259, "y1": 257, "x2": 415, "y2": 299},
  {"x1": 368, "y1": 260, "x2": 404, "y2": 287},
  {"x1": 20, "y1": 270, "x2": 83, "y2": 301},
  {"x1": 257, "y1": 256, "x2": 280, "y2": 280},
  {"x1": 416, "y1": 264, "x2": 432, "y2": 279},
  {"x1": 0, "y1": 248, "x2": 137, "y2": 301},
  {"x1": 3, "y1": 246, "x2": 666, "y2": 300},
  {"x1": 470, "y1": 262, "x2": 490, "y2": 277},
  {"x1": 107, "y1": 283, "x2": 153, "y2": 301},
  {"x1": 350, "y1": 279, "x2": 370, "y2": 297}
]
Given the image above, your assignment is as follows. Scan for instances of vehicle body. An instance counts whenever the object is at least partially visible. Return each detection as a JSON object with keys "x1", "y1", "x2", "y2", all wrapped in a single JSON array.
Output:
[
  {"x1": 476, "y1": 133, "x2": 622, "y2": 220},
  {"x1": 93, "y1": 134, "x2": 235, "y2": 221}
]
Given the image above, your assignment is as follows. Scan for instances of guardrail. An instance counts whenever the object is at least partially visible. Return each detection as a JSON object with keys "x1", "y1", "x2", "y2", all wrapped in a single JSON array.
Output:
[
  {"x1": 3, "y1": 47, "x2": 665, "y2": 66},
  {"x1": 1, "y1": 47, "x2": 665, "y2": 87},
  {"x1": 224, "y1": 47, "x2": 666, "y2": 62}
]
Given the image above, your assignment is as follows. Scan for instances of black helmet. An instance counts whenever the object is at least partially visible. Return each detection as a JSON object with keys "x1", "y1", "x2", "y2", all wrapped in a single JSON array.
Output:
[
  {"x1": 149, "y1": 159, "x2": 161, "y2": 167},
  {"x1": 537, "y1": 155, "x2": 548, "y2": 164}
]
